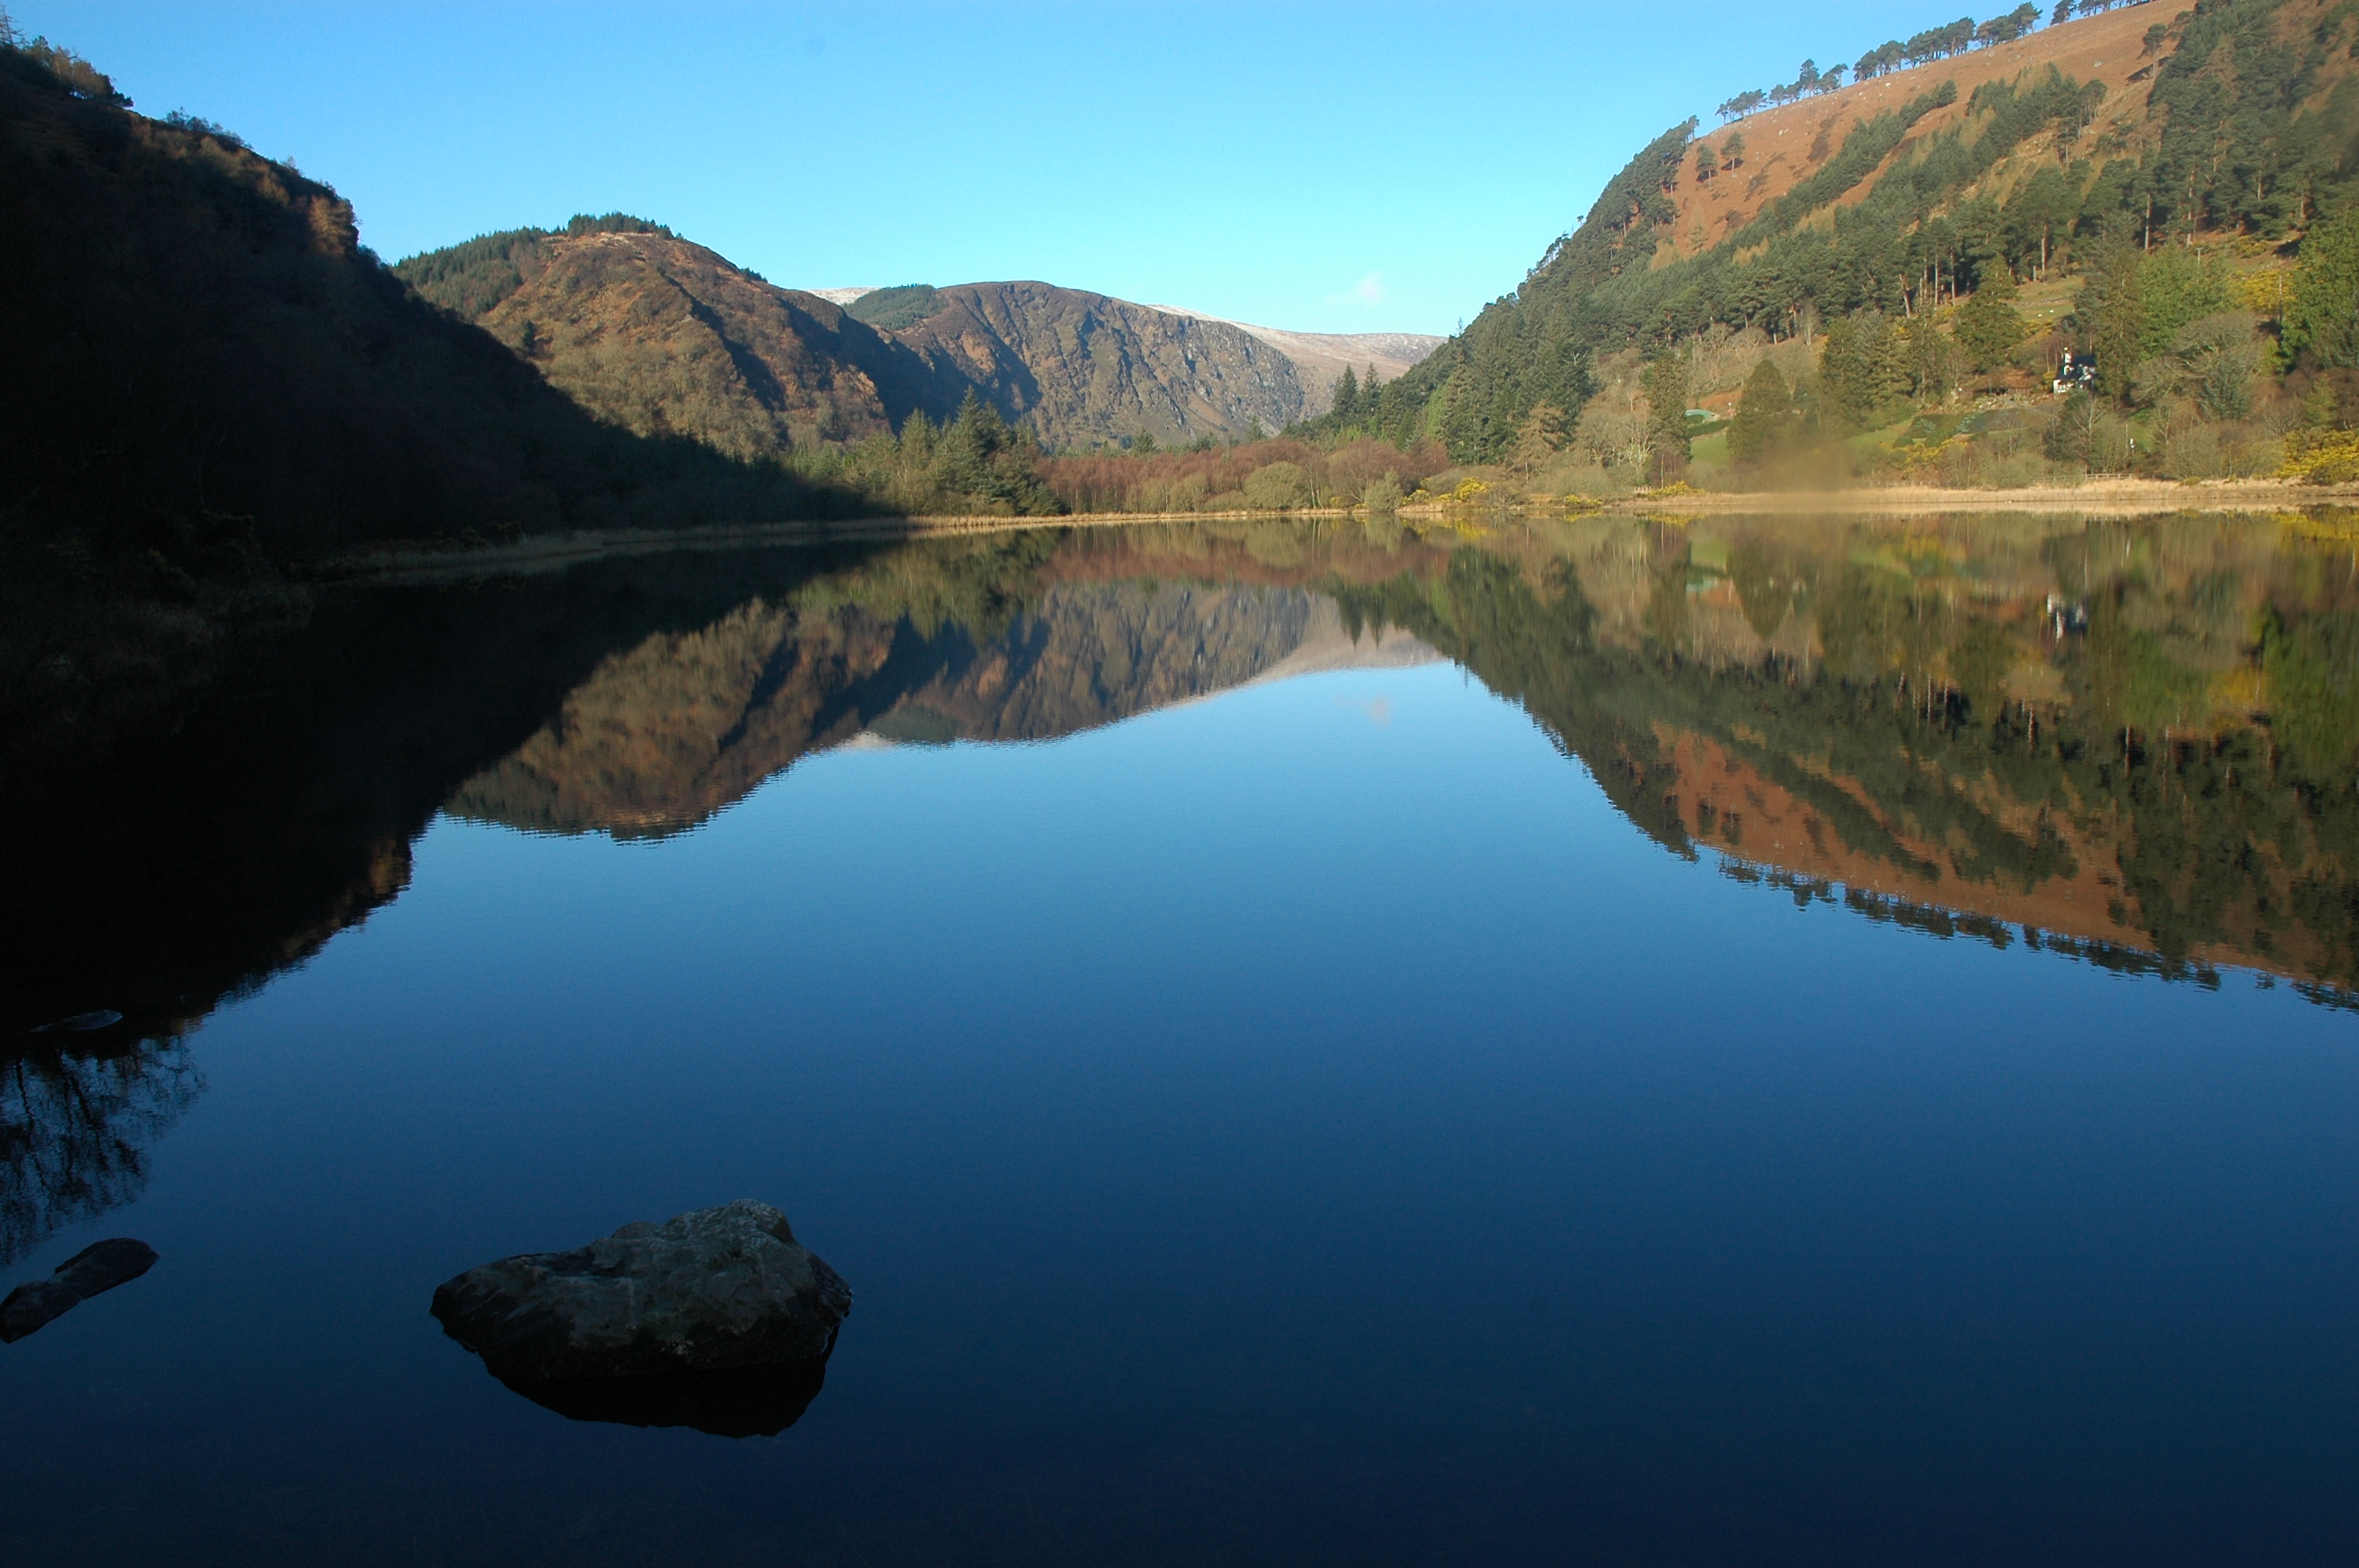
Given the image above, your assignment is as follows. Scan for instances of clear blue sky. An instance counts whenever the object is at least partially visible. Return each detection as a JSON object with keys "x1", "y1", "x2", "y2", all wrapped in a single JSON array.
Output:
[{"x1": 28, "y1": 2, "x2": 1932, "y2": 334}]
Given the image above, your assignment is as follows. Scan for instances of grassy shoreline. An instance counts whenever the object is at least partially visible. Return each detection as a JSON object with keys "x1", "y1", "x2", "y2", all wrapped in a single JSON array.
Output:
[
  {"x1": 330, "y1": 479, "x2": 2359, "y2": 583},
  {"x1": 1580, "y1": 477, "x2": 2359, "y2": 515}
]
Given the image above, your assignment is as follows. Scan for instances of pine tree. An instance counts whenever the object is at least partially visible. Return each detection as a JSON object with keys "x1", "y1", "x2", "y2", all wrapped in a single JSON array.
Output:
[
  {"x1": 2284, "y1": 208, "x2": 2359, "y2": 369},
  {"x1": 1641, "y1": 354, "x2": 1692, "y2": 480},
  {"x1": 2070, "y1": 247, "x2": 2146, "y2": 400},
  {"x1": 1728, "y1": 359, "x2": 1790, "y2": 461},
  {"x1": 1956, "y1": 269, "x2": 2028, "y2": 369}
]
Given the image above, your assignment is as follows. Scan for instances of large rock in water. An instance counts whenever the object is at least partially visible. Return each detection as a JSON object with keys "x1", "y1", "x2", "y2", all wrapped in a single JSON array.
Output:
[{"x1": 431, "y1": 1200, "x2": 850, "y2": 1383}]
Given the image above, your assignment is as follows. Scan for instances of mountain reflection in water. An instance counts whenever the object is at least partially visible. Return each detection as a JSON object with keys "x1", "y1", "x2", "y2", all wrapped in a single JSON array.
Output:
[
  {"x1": 447, "y1": 579, "x2": 1438, "y2": 840},
  {"x1": 7, "y1": 511, "x2": 2359, "y2": 1255},
  {"x1": 445, "y1": 512, "x2": 2359, "y2": 1003}
]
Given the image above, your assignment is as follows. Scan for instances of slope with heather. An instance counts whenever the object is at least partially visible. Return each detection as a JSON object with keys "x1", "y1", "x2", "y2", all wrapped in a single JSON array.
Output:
[{"x1": 1327, "y1": 0, "x2": 2359, "y2": 463}]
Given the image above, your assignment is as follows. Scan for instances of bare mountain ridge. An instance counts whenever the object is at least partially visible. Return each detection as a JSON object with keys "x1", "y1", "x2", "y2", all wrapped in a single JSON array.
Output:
[
  {"x1": 884, "y1": 281, "x2": 1312, "y2": 447},
  {"x1": 1143, "y1": 308, "x2": 1445, "y2": 413},
  {"x1": 471, "y1": 232, "x2": 936, "y2": 456},
  {"x1": 400, "y1": 232, "x2": 1427, "y2": 451},
  {"x1": 796, "y1": 287, "x2": 1441, "y2": 420}
]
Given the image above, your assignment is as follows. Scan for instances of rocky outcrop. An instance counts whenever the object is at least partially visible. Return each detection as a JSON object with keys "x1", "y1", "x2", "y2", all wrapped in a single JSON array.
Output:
[
  {"x1": 1, "y1": 1237, "x2": 159, "y2": 1341},
  {"x1": 431, "y1": 1200, "x2": 850, "y2": 1381},
  {"x1": 1147, "y1": 310, "x2": 1445, "y2": 416},
  {"x1": 886, "y1": 281, "x2": 1310, "y2": 447}
]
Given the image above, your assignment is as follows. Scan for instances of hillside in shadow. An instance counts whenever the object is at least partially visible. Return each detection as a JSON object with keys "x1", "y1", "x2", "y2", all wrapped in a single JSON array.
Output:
[{"x1": 0, "y1": 39, "x2": 883, "y2": 772}]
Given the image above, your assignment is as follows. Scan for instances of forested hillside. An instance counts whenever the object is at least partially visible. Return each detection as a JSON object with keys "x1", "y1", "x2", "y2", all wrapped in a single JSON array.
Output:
[{"x1": 1311, "y1": 0, "x2": 2359, "y2": 474}]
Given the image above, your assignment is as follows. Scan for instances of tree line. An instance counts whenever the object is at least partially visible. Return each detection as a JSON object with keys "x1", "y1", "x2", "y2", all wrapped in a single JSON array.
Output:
[{"x1": 1717, "y1": 2, "x2": 2049, "y2": 118}]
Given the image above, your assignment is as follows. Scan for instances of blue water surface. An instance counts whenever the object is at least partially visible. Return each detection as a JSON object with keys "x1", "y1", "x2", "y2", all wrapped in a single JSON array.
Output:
[{"x1": 3, "y1": 661, "x2": 2353, "y2": 1565}]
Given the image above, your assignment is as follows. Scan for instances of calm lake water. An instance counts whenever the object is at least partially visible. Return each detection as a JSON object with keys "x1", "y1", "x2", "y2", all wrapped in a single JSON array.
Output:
[{"x1": 5, "y1": 514, "x2": 2356, "y2": 1564}]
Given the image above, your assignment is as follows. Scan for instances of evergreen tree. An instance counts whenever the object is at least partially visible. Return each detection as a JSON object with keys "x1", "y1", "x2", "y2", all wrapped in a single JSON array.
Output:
[
  {"x1": 1641, "y1": 354, "x2": 1692, "y2": 479},
  {"x1": 1510, "y1": 401, "x2": 1570, "y2": 479},
  {"x1": 1819, "y1": 315, "x2": 1881, "y2": 426},
  {"x1": 1728, "y1": 359, "x2": 1790, "y2": 461},
  {"x1": 1333, "y1": 365, "x2": 1359, "y2": 423},
  {"x1": 2286, "y1": 209, "x2": 2359, "y2": 370},
  {"x1": 1904, "y1": 319, "x2": 1957, "y2": 401},
  {"x1": 1955, "y1": 269, "x2": 2028, "y2": 368},
  {"x1": 2070, "y1": 246, "x2": 2146, "y2": 400}
]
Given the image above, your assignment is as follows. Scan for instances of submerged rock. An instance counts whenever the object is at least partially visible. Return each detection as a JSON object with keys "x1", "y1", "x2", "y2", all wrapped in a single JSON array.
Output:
[
  {"x1": 431, "y1": 1200, "x2": 851, "y2": 1385},
  {"x1": 1, "y1": 1237, "x2": 160, "y2": 1342}
]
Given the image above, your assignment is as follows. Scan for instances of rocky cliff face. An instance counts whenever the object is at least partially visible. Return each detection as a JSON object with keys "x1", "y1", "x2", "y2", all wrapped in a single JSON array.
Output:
[
  {"x1": 1147, "y1": 311, "x2": 1445, "y2": 415},
  {"x1": 883, "y1": 281, "x2": 1310, "y2": 448}
]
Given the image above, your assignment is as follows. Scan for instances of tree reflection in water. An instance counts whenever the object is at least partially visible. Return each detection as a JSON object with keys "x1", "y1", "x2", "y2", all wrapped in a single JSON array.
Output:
[{"x1": 2, "y1": 1034, "x2": 199, "y2": 1266}]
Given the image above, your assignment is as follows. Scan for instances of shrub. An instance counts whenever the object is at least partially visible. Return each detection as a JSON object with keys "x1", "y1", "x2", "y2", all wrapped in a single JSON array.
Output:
[{"x1": 1243, "y1": 462, "x2": 1310, "y2": 510}]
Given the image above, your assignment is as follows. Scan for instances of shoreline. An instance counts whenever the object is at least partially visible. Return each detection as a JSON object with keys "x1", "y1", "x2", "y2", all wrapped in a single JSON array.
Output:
[
  {"x1": 327, "y1": 508, "x2": 1361, "y2": 583},
  {"x1": 328, "y1": 481, "x2": 2359, "y2": 583},
  {"x1": 1585, "y1": 477, "x2": 2359, "y2": 515}
]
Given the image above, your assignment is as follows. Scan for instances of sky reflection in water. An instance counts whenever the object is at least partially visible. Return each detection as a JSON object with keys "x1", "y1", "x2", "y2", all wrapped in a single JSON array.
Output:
[{"x1": 2, "y1": 514, "x2": 2355, "y2": 1565}]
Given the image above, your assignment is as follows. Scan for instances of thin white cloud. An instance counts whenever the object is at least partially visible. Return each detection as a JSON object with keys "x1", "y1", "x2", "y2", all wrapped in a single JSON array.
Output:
[{"x1": 1323, "y1": 271, "x2": 1385, "y2": 307}]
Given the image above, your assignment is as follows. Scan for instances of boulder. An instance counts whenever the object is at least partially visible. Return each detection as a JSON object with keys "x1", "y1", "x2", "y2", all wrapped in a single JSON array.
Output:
[
  {"x1": 2, "y1": 1237, "x2": 159, "y2": 1342},
  {"x1": 431, "y1": 1200, "x2": 850, "y2": 1384}
]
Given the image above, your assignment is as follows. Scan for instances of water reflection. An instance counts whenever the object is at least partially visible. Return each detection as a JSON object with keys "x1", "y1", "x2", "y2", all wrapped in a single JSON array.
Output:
[
  {"x1": 449, "y1": 573, "x2": 1437, "y2": 838},
  {"x1": 5, "y1": 513, "x2": 2357, "y2": 1247},
  {"x1": 2, "y1": 1035, "x2": 198, "y2": 1265},
  {"x1": 432, "y1": 513, "x2": 2359, "y2": 1004},
  {"x1": 1339, "y1": 512, "x2": 2359, "y2": 1004},
  {"x1": 491, "y1": 1359, "x2": 831, "y2": 1439}
]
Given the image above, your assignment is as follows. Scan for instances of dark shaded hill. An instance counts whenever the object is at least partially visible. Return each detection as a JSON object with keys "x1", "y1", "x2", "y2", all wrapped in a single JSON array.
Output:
[{"x1": 0, "y1": 40, "x2": 870, "y2": 765}]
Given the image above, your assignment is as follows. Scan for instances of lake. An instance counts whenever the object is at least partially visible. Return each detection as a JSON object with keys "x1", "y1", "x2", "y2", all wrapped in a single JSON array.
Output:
[{"x1": 4, "y1": 513, "x2": 2355, "y2": 1565}]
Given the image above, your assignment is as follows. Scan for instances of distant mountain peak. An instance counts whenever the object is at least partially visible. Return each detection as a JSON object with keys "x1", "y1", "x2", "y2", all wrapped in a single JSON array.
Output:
[{"x1": 1144, "y1": 305, "x2": 1445, "y2": 412}]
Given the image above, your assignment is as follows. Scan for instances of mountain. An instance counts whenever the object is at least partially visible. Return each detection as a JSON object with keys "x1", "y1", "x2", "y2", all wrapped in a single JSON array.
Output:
[
  {"x1": 850, "y1": 285, "x2": 1445, "y2": 423},
  {"x1": 1343, "y1": 0, "x2": 2359, "y2": 460},
  {"x1": 0, "y1": 65, "x2": 858, "y2": 562},
  {"x1": 0, "y1": 40, "x2": 872, "y2": 764},
  {"x1": 1146, "y1": 309, "x2": 1445, "y2": 413},
  {"x1": 874, "y1": 281, "x2": 1313, "y2": 447},
  {"x1": 400, "y1": 238, "x2": 1321, "y2": 450},
  {"x1": 398, "y1": 223, "x2": 953, "y2": 457}
]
